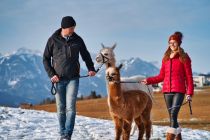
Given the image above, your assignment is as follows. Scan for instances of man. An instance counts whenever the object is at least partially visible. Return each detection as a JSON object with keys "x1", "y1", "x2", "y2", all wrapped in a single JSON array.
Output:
[{"x1": 43, "y1": 16, "x2": 96, "y2": 140}]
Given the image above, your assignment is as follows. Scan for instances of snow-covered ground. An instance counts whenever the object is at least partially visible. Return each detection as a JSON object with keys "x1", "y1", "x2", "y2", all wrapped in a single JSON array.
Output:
[{"x1": 0, "y1": 107, "x2": 210, "y2": 140}]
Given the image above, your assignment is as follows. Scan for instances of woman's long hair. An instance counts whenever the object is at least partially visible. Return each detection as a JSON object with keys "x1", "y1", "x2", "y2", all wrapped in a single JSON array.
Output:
[{"x1": 163, "y1": 46, "x2": 187, "y2": 63}]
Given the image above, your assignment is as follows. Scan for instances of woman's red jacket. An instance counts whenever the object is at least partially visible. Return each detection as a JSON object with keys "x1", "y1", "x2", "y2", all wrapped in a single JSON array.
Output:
[{"x1": 147, "y1": 54, "x2": 194, "y2": 95}]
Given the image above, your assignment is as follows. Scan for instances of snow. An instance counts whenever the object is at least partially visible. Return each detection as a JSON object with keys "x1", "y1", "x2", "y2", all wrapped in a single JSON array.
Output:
[
  {"x1": 14, "y1": 48, "x2": 42, "y2": 56},
  {"x1": 91, "y1": 81, "x2": 98, "y2": 87},
  {"x1": 0, "y1": 107, "x2": 210, "y2": 140},
  {"x1": 120, "y1": 57, "x2": 141, "y2": 70},
  {"x1": 8, "y1": 79, "x2": 19, "y2": 87},
  {"x1": 19, "y1": 55, "x2": 27, "y2": 62},
  {"x1": 0, "y1": 58, "x2": 5, "y2": 64}
]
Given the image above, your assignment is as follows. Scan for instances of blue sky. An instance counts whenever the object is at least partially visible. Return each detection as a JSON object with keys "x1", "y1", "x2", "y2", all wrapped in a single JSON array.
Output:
[{"x1": 0, "y1": 0, "x2": 210, "y2": 73}]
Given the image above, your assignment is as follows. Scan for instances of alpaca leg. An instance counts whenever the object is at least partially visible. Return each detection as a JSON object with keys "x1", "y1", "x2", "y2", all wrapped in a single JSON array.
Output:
[
  {"x1": 122, "y1": 120, "x2": 132, "y2": 140},
  {"x1": 142, "y1": 110, "x2": 152, "y2": 140},
  {"x1": 135, "y1": 116, "x2": 145, "y2": 140},
  {"x1": 142, "y1": 115, "x2": 152, "y2": 140},
  {"x1": 142, "y1": 98, "x2": 152, "y2": 140},
  {"x1": 113, "y1": 115, "x2": 123, "y2": 140}
]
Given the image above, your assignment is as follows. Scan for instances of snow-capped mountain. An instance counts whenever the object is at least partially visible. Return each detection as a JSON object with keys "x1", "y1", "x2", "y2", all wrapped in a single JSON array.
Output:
[
  {"x1": 119, "y1": 57, "x2": 159, "y2": 77},
  {"x1": 0, "y1": 48, "x2": 50, "y2": 107},
  {"x1": 0, "y1": 48, "x2": 159, "y2": 107}
]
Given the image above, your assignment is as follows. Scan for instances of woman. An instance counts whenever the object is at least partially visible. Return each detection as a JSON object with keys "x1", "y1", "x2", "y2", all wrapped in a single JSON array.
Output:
[{"x1": 141, "y1": 32, "x2": 194, "y2": 140}]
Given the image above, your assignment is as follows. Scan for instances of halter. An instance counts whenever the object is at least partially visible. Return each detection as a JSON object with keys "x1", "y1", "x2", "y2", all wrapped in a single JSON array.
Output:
[
  {"x1": 79, "y1": 52, "x2": 109, "y2": 78},
  {"x1": 99, "y1": 52, "x2": 109, "y2": 64}
]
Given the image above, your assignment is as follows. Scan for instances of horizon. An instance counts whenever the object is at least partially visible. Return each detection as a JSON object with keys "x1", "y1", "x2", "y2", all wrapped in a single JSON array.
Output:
[
  {"x1": 0, "y1": 0, "x2": 210, "y2": 73},
  {"x1": 1, "y1": 47, "x2": 209, "y2": 74}
]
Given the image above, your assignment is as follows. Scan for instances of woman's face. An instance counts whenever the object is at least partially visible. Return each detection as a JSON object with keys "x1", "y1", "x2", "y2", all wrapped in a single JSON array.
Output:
[{"x1": 169, "y1": 39, "x2": 179, "y2": 52}]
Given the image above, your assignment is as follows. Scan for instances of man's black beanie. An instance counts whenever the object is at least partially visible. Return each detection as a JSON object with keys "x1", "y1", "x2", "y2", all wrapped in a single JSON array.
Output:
[{"x1": 61, "y1": 16, "x2": 76, "y2": 29}]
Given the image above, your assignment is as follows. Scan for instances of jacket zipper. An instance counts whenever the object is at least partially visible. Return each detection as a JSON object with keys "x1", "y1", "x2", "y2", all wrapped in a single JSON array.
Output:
[
  {"x1": 69, "y1": 44, "x2": 71, "y2": 58},
  {"x1": 65, "y1": 42, "x2": 68, "y2": 59},
  {"x1": 65, "y1": 41, "x2": 72, "y2": 59}
]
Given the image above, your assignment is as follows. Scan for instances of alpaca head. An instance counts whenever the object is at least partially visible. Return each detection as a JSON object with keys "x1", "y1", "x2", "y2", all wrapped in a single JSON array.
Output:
[
  {"x1": 95, "y1": 43, "x2": 116, "y2": 64},
  {"x1": 105, "y1": 64, "x2": 123, "y2": 82}
]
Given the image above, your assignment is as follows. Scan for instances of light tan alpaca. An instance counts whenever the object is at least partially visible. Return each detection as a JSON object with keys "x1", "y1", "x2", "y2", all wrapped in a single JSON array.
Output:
[
  {"x1": 106, "y1": 64, "x2": 152, "y2": 140},
  {"x1": 96, "y1": 43, "x2": 117, "y2": 69},
  {"x1": 95, "y1": 44, "x2": 153, "y2": 99}
]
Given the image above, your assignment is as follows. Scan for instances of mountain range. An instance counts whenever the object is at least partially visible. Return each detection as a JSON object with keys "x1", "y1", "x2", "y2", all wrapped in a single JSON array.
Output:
[{"x1": 0, "y1": 48, "x2": 159, "y2": 107}]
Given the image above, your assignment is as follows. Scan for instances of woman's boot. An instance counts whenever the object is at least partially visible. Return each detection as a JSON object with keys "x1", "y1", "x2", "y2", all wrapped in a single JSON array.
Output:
[
  {"x1": 166, "y1": 127, "x2": 177, "y2": 140},
  {"x1": 175, "y1": 127, "x2": 182, "y2": 140}
]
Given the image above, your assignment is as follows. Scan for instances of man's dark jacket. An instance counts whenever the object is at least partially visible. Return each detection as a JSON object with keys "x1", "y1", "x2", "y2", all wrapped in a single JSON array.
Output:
[{"x1": 43, "y1": 28, "x2": 95, "y2": 80}]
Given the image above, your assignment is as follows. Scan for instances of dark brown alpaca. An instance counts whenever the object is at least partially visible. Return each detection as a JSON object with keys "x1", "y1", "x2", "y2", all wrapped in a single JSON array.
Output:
[{"x1": 106, "y1": 64, "x2": 152, "y2": 140}]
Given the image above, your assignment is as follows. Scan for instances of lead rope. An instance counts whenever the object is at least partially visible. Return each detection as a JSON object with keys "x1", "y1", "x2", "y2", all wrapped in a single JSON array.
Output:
[
  {"x1": 115, "y1": 79, "x2": 193, "y2": 113},
  {"x1": 51, "y1": 82, "x2": 57, "y2": 95},
  {"x1": 189, "y1": 101, "x2": 193, "y2": 115},
  {"x1": 168, "y1": 101, "x2": 188, "y2": 110},
  {"x1": 79, "y1": 62, "x2": 105, "y2": 78},
  {"x1": 50, "y1": 62, "x2": 105, "y2": 95},
  {"x1": 168, "y1": 100, "x2": 192, "y2": 115},
  {"x1": 115, "y1": 81, "x2": 154, "y2": 101}
]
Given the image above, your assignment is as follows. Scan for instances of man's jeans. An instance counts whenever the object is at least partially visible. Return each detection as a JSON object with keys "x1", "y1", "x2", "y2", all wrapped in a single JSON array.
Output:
[{"x1": 55, "y1": 78, "x2": 79, "y2": 137}]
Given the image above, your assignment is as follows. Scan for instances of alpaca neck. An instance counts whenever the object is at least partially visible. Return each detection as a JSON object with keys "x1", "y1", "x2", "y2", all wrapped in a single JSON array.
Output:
[
  {"x1": 108, "y1": 82, "x2": 124, "y2": 105},
  {"x1": 106, "y1": 58, "x2": 116, "y2": 69}
]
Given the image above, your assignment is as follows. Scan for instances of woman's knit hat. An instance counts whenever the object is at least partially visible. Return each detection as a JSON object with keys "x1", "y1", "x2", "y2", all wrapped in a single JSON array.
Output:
[{"x1": 168, "y1": 32, "x2": 183, "y2": 45}]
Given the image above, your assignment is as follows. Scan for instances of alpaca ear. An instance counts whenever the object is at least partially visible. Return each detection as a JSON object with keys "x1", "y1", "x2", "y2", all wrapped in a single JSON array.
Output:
[
  {"x1": 101, "y1": 43, "x2": 105, "y2": 48},
  {"x1": 107, "y1": 63, "x2": 111, "y2": 68},
  {"x1": 112, "y1": 43, "x2": 117, "y2": 50},
  {"x1": 118, "y1": 63, "x2": 123, "y2": 70}
]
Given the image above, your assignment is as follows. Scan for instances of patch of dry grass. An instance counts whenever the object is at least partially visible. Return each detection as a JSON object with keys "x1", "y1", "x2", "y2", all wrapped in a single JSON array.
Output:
[{"x1": 25, "y1": 86, "x2": 210, "y2": 131}]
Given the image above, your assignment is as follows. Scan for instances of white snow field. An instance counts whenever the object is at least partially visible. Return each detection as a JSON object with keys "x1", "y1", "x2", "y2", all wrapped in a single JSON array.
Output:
[{"x1": 0, "y1": 107, "x2": 210, "y2": 140}]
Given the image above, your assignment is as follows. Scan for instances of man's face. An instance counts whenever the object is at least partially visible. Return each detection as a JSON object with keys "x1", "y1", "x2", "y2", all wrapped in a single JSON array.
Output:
[{"x1": 62, "y1": 26, "x2": 75, "y2": 36}]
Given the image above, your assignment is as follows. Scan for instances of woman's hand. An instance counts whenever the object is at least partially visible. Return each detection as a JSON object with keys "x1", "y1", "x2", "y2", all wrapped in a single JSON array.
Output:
[
  {"x1": 140, "y1": 79, "x2": 148, "y2": 84},
  {"x1": 186, "y1": 95, "x2": 192, "y2": 102}
]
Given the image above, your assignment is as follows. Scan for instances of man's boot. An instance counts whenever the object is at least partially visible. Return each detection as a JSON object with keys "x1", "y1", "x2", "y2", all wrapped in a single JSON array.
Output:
[
  {"x1": 175, "y1": 127, "x2": 182, "y2": 140},
  {"x1": 166, "y1": 127, "x2": 177, "y2": 140}
]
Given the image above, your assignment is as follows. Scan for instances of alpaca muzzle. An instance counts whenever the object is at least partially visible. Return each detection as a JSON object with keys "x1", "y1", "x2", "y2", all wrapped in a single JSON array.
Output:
[{"x1": 106, "y1": 75, "x2": 114, "y2": 82}]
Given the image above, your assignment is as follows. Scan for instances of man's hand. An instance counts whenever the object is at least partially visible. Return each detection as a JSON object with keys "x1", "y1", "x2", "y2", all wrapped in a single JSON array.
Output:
[
  {"x1": 88, "y1": 71, "x2": 96, "y2": 76},
  {"x1": 51, "y1": 75, "x2": 59, "y2": 83}
]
